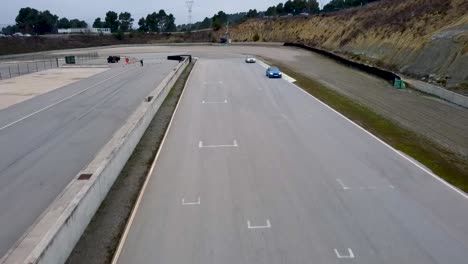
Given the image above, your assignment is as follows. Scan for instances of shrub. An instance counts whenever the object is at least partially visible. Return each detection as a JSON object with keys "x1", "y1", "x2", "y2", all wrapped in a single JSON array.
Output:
[
  {"x1": 113, "y1": 31, "x2": 124, "y2": 40},
  {"x1": 253, "y1": 33, "x2": 260, "y2": 42}
]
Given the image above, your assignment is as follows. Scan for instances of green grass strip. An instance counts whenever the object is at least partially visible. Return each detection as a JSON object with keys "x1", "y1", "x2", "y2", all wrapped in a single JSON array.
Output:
[{"x1": 266, "y1": 58, "x2": 468, "y2": 193}]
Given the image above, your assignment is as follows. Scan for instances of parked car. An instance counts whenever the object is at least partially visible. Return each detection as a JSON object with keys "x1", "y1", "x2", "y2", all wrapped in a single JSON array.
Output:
[
  {"x1": 245, "y1": 56, "x2": 256, "y2": 63},
  {"x1": 107, "y1": 56, "x2": 121, "y2": 63},
  {"x1": 266, "y1": 66, "x2": 282, "y2": 78},
  {"x1": 0, "y1": 34, "x2": 6, "y2": 38},
  {"x1": 12, "y1": 32, "x2": 24, "y2": 37},
  {"x1": 23, "y1": 34, "x2": 32, "y2": 37}
]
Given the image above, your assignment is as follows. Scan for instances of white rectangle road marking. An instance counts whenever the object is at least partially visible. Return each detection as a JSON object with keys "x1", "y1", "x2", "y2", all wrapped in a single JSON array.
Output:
[
  {"x1": 201, "y1": 99, "x2": 228, "y2": 104},
  {"x1": 182, "y1": 197, "x2": 200, "y2": 206},
  {"x1": 198, "y1": 140, "x2": 238, "y2": 148},
  {"x1": 334, "y1": 248, "x2": 355, "y2": 259},
  {"x1": 247, "y1": 219, "x2": 272, "y2": 229}
]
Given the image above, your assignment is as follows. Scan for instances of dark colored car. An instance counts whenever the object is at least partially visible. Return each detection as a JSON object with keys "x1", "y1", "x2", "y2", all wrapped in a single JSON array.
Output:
[
  {"x1": 107, "y1": 56, "x2": 121, "y2": 63},
  {"x1": 266, "y1": 66, "x2": 282, "y2": 78}
]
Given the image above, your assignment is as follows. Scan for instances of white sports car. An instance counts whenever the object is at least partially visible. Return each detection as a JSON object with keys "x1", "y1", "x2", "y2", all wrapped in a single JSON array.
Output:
[{"x1": 245, "y1": 56, "x2": 256, "y2": 63}]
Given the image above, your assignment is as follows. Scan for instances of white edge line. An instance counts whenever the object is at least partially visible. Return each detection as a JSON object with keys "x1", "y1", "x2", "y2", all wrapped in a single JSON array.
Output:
[
  {"x1": 290, "y1": 78, "x2": 468, "y2": 200},
  {"x1": 336, "y1": 179, "x2": 350, "y2": 190},
  {"x1": 0, "y1": 66, "x2": 134, "y2": 131},
  {"x1": 247, "y1": 219, "x2": 271, "y2": 229},
  {"x1": 111, "y1": 60, "x2": 195, "y2": 264}
]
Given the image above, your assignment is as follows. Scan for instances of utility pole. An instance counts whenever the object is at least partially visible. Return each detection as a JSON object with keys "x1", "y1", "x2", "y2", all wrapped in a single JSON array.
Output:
[{"x1": 186, "y1": 0, "x2": 194, "y2": 29}]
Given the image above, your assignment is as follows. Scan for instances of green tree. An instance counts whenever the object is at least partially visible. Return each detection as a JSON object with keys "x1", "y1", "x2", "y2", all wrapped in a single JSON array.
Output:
[
  {"x1": 265, "y1": 6, "x2": 277, "y2": 16},
  {"x1": 144, "y1": 10, "x2": 176, "y2": 32},
  {"x1": 276, "y1": 3, "x2": 284, "y2": 15},
  {"x1": 156, "y1": 10, "x2": 168, "y2": 31},
  {"x1": 16, "y1": 7, "x2": 39, "y2": 33},
  {"x1": 212, "y1": 11, "x2": 228, "y2": 30},
  {"x1": 145, "y1": 12, "x2": 158, "y2": 32},
  {"x1": 118, "y1": 12, "x2": 134, "y2": 31},
  {"x1": 307, "y1": 0, "x2": 320, "y2": 13},
  {"x1": 137, "y1": 17, "x2": 148, "y2": 32},
  {"x1": 57, "y1": 18, "x2": 70, "y2": 28},
  {"x1": 246, "y1": 9, "x2": 259, "y2": 18},
  {"x1": 69, "y1": 19, "x2": 87, "y2": 28},
  {"x1": 198, "y1": 17, "x2": 211, "y2": 29},
  {"x1": 164, "y1": 14, "x2": 177, "y2": 32},
  {"x1": 284, "y1": 0, "x2": 295, "y2": 14},
  {"x1": 92, "y1": 18, "x2": 103, "y2": 28},
  {"x1": 1, "y1": 25, "x2": 19, "y2": 34},
  {"x1": 104, "y1": 11, "x2": 119, "y2": 32},
  {"x1": 35, "y1": 10, "x2": 58, "y2": 34}
]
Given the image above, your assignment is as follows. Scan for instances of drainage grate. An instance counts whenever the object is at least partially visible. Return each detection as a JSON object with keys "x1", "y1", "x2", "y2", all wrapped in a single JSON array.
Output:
[
  {"x1": 146, "y1": 96, "x2": 154, "y2": 102},
  {"x1": 77, "y1": 173, "x2": 93, "y2": 180}
]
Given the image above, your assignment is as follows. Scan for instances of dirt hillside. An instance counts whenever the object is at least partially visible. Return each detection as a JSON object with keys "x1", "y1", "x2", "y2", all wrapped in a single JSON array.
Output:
[{"x1": 227, "y1": 0, "x2": 468, "y2": 87}]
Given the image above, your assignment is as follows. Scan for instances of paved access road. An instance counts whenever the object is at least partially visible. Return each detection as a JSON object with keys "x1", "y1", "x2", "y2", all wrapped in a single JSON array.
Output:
[
  {"x1": 0, "y1": 59, "x2": 177, "y2": 256},
  {"x1": 115, "y1": 58, "x2": 468, "y2": 264}
]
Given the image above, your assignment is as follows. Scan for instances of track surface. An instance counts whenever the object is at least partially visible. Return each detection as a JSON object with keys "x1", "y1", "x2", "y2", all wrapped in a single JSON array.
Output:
[
  {"x1": 0, "y1": 60, "x2": 176, "y2": 256},
  {"x1": 88, "y1": 45, "x2": 468, "y2": 158},
  {"x1": 115, "y1": 58, "x2": 468, "y2": 263}
]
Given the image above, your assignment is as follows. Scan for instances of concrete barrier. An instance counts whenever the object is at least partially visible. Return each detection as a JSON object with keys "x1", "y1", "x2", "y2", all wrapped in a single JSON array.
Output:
[
  {"x1": 284, "y1": 42, "x2": 401, "y2": 83},
  {"x1": 0, "y1": 58, "x2": 190, "y2": 264},
  {"x1": 405, "y1": 79, "x2": 468, "y2": 109}
]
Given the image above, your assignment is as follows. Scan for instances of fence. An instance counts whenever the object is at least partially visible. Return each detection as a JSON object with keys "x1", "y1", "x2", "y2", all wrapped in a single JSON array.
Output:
[{"x1": 0, "y1": 52, "x2": 99, "y2": 80}]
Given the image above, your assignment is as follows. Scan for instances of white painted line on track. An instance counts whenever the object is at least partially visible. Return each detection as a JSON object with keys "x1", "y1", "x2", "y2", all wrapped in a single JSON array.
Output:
[
  {"x1": 198, "y1": 140, "x2": 238, "y2": 148},
  {"x1": 201, "y1": 99, "x2": 228, "y2": 104},
  {"x1": 111, "y1": 61, "x2": 195, "y2": 264},
  {"x1": 334, "y1": 248, "x2": 355, "y2": 259},
  {"x1": 247, "y1": 219, "x2": 271, "y2": 229},
  {"x1": 182, "y1": 197, "x2": 200, "y2": 205},
  {"x1": 289, "y1": 79, "x2": 468, "y2": 200},
  {"x1": 0, "y1": 66, "x2": 136, "y2": 131},
  {"x1": 336, "y1": 179, "x2": 351, "y2": 190}
]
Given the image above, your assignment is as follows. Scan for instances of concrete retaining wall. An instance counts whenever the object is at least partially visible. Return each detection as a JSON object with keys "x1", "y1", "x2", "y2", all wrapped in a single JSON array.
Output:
[
  {"x1": 284, "y1": 42, "x2": 401, "y2": 83},
  {"x1": 0, "y1": 58, "x2": 190, "y2": 264},
  {"x1": 405, "y1": 79, "x2": 468, "y2": 108}
]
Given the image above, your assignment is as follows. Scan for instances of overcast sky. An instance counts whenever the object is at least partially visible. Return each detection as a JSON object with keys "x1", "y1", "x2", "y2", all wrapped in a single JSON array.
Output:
[{"x1": 0, "y1": 0, "x2": 331, "y2": 26}]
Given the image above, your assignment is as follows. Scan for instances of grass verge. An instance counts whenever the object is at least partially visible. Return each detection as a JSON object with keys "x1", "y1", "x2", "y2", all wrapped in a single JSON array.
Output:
[
  {"x1": 263, "y1": 58, "x2": 468, "y2": 193},
  {"x1": 66, "y1": 61, "x2": 195, "y2": 264}
]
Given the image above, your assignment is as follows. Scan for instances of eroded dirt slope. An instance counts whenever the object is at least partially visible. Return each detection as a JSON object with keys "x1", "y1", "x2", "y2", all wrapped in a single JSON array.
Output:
[{"x1": 228, "y1": 0, "x2": 468, "y2": 88}]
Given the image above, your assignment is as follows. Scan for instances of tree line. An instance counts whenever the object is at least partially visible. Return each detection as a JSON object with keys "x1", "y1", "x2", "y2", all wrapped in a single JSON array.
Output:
[
  {"x1": 2, "y1": 1, "x2": 382, "y2": 35},
  {"x1": 91, "y1": 10, "x2": 177, "y2": 33},
  {"x1": 1, "y1": 7, "x2": 87, "y2": 35},
  {"x1": 265, "y1": 0, "x2": 379, "y2": 16},
  {"x1": 322, "y1": 0, "x2": 380, "y2": 12},
  {"x1": 1, "y1": 7, "x2": 178, "y2": 35}
]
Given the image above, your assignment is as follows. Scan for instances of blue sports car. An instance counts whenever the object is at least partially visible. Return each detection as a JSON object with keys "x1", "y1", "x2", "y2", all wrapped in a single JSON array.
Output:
[{"x1": 266, "y1": 66, "x2": 282, "y2": 78}]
